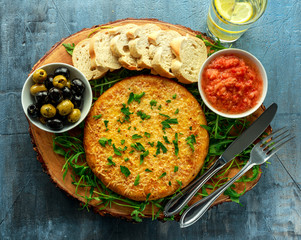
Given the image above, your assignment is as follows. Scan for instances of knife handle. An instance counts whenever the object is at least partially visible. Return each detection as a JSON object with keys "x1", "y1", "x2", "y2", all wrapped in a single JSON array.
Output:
[{"x1": 163, "y1": 157, "x2": 226, "y2": 217}]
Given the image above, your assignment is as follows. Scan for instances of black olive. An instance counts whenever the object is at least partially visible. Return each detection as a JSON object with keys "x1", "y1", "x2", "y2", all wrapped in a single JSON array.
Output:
[
  {"x1": 45, "y1": 74, "x2": 54, "y2": 89},
  {"x1": 73, "y1": 95, "x2": 83, "y2": 109},
  {"x1": 54, "y1": 67, "x2": 70, "y2": 79},
  {"x1": 27, "y1": 104, "x2": 39, "y2": 118},
  {"x1": 48, "y1": 87, "x2": 63, "y2": 105},
  {"x1": 62, "y1": 86, "x2": 73, "y2": 100},
  {"x1": 71, "y1": 78, "x2": 85, "y2": 95},
  {"x1": 46, "y1": 118, "x2": 64, "y2": 130},
  {"x1": 35, "y1": 91, "x2": 49, "y2": 106}
]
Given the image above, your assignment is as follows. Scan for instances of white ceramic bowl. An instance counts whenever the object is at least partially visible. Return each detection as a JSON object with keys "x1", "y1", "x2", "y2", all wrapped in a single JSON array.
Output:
[
  {"x1": 198, "y1": 48, "x2": 268, "y2": 118},
  {"x1": 21, "y1": 63, "x2": 92, "y2": 133}
]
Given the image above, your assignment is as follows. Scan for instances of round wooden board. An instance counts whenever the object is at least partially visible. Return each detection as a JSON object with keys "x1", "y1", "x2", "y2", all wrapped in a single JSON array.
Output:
[{"x1": 29, "y1": 18, "x2": 269, "y2": 221}]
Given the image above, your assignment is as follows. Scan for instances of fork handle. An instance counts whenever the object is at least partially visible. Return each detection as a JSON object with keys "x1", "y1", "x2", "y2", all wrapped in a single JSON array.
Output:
[
  {"x1": 164, "y1": 157, "x2": 226, "y2": 217},
  {"x1": 179, "y1": 161, "x2": 255, "y2": 228}
]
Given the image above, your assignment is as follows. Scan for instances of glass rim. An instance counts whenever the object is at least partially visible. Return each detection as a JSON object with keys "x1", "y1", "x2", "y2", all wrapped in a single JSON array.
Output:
[{"x1": 211, "y1": 0, "x2": 268, "y2": 26}]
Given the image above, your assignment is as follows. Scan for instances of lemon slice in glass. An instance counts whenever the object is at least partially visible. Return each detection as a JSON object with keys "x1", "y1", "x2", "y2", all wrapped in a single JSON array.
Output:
[{"x1": 215, "y1": 0, "x2": 253, "y2": 24}]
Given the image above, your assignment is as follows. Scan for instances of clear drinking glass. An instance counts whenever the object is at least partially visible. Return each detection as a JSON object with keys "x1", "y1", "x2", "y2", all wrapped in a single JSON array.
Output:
[{"x1": 207, "y1": 0, "x2": 268, "y2": 43}]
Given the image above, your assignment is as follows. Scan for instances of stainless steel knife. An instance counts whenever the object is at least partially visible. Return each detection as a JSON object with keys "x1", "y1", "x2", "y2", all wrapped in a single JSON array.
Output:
[{"x1": 163, "y1": 103, "x2": 278, "y2": 217}]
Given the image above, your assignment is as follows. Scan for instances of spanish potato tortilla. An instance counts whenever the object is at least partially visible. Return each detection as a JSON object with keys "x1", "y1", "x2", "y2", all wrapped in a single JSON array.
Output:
[{"x1": 84, "y1": 75, "x2": 209, "y2": 201}]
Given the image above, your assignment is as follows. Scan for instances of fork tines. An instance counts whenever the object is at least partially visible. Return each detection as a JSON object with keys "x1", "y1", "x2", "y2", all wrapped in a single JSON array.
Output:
[{"x1": 259, "y1": 127, "x2": 295, "y2": 155}]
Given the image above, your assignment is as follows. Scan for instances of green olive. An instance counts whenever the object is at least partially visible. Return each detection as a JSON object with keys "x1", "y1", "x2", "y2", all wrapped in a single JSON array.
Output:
[
  {"x1": 30, "y1": 84, "x2": 47, "y2": 95},
  {"x1": 57, "y1": 99, "x2": 74, "y2": 116},
  {"x1": 40, "y1": 104, "x2": 56, "y2": 118},
  {"x1": 33, "y1": 69, "x2": 47, "y2": 84},
  {"x1": 53, "y1": 75, "x2": 67, "y2": 88},
  {"x1": 67, "y1": 109, "x2": 81, "y2": 123}
]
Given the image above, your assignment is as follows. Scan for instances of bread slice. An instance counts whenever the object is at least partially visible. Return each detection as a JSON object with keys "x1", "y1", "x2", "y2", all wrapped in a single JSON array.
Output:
[
  {"x1": 109, "y1": 24, "x2": 141, "y2": 71},
  {"x1": 72, "y1": 38, "x2": 108, "y2": 80},
  {"x1": 90, "y1": 28, "x2": 122, "y2": 71},
  {"x1": 170, "y1": 35, "x2": 207, "y2": 84},
  {"x1": 148, "y1": 30, "x2": 181, "y2": 78},
  {"x1": 127, "y1": 24, "x2": 161, "y2": 69}
]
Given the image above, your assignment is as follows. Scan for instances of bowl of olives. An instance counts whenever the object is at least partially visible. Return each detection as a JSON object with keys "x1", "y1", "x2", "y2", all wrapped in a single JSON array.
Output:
[{"x1": 21, "y1": 63, "x2": 92, "y2": 133}]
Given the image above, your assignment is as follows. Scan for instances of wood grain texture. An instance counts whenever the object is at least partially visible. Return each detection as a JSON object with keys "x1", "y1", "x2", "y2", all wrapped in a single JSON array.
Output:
[{"x1": 0, "y1": 0, "x2": 300, "y2": 239}]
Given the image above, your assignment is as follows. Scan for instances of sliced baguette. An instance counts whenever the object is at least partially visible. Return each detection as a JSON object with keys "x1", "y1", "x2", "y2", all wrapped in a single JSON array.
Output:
[
  {"x1": 127, "y1": 24, "x2": 161, "y2": 69},
  {"x1": 170, "y1": 35, "x2": 207, "y2": 84},
  {"x1": 148, "y1": 30, "x2": 181, "y2": 78},
  {"x1": 72, "y1": 38, "x2": 108, "y2": 80},
  {"x1": 90, "y1": 28, "x2": 122, "y2": 71},
  {"x1": 109, "y1": 24, "x2": 141, "y2": 71}
]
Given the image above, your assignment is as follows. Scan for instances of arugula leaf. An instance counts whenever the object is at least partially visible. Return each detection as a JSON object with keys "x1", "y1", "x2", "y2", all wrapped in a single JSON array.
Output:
[
  {"x1": 159, "y1": 172, "x2": 166, "y2": 179},
  {"x1": 93, "y1": 114, "x2": 102, "y2": 119},
  {"x1": 156, "y1": 141, "x2": 167, "y2": 155},
  {"x1": 62, "y1": 43, "x2": 75, "y2": 56},
  {"x1": 132, "y1": 134, "x2": 143, "y2": 139},
  {"x1": 120, "y1": 165, "x2": 131, "y2": 177},
  {"x1": 186, "y1": 134, "x2": 197, "y2": 151},
  {"x1": 107, "y1": 156, "x2": 115, "y2": 166}
]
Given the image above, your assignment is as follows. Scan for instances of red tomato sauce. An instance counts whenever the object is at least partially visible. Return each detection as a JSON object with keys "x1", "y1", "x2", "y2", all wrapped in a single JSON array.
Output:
[{"x1": 202, "y1": 54, "x2": 263, "y2": 114}]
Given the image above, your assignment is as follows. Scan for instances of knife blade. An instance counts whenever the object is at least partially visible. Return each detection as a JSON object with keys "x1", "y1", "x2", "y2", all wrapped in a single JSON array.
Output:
[{"x1": 164, "y1": 103, "x2": 278, "y2": 217}]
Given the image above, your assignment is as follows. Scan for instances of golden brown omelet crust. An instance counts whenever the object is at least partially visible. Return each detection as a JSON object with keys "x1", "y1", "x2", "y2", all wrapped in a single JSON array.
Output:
[{"x1": 84, "y1": 75, "x2": 209, "y2": 201}]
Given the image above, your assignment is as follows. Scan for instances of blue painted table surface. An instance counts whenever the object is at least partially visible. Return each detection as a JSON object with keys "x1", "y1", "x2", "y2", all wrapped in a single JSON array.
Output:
[{"x1": 0, "y1": 0, "x2": 300, "y2": 239}]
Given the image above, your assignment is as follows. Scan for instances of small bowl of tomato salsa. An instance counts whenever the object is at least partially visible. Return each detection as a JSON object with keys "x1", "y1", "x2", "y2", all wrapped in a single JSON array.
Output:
[{"x1": 198, "y1": 49, "x2": 268, "y2": 118}]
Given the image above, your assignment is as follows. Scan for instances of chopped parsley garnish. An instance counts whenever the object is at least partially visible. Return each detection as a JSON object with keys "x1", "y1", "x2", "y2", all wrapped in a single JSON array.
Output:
[
  {"x1": 148, "y1": 142, "x2": 154, "y2": 147},
  {"x1": 137, "y1": 110, "x2": 151, "y2": 120},
  {"x1": 140, "y1": 150, "x2": 149, "y2": 165},
  {"x1": 121, "y1": 140, "x2": 125, "y2": 145},
  {"x1": 174, "y1": 166, "x2": 179, "y2": 172},
  {"x1": 120, "y1": 165, "x2": 131, "y2": 177},
  {"x1": 98, "y1": 137, "x2": 112, "y2": 147},
  {"x1": 173, "y1": 133, "x2": 179, "y2": 156},
  {"x1": 113, "y1": 144, "x2": 122, "y2": 156},
  {"x1": 128, "y1": 126, "x2": 131, "y2": 130},
  {"x1": 156, "y1": 141, "x2": 167, "y2": 155},
  {"x1": 131, "y1": 142, "x2": 145, "y2": 152},
  {"x1": 93, "y1": 114, "x2": 102, "y2": 119},
  {"x1": 104, "y1": 120, "x2": 109, "y2": 131},
  {"x1": 118, "y1": 104, "x2": 133, "y2": 123},
  {"x1": 145, "y1": 168, "x2": 152, "y2": 172},
  {"x1": 62, "y1": 43, "x2": 75, "y2": 56},
  {"x1": 117, "y1": 128, "x2": 121, "y2": 133},
  {"x1": 118, "y1": 146, "x2": 127, "y2": 152},
  {"x1": 159, "y1": 113, "x2": 171, "y2": 119},
  {"x1": 129, "y1": 150, "x2": 134, "y2": 154},
  {"x1": 124, "y1": 157, "x2": 129, "y2": 162},
  {"x1": 128, "y1": 92, "x2": 145, "y2": 104},
  {"x1": 172, "y1": 94, "x2": 177, "y2": 99},
  {"x1": 166, "y1": 100, "x2": 171, "y2": 103},
  {"x1": 134, "y1": 174, "x2": 140, "y2": 186},
  {"x1": 107, "y1": 156, "x2": 115, "y2": 166},
  {"x1": 169, "y1": 181, "x2": 172, "y2": 186},
  {"x1": 189, "y1": 126, "x2": 192, "y2": 130},
  {"x1": 144, "y1": 132, "x2": 151, "y2": 138},
  {"x1": 174, "y1": 108, "x2": 179, "y2": 114},
  {"x1": 150, "y1": 100, "x2": 157, "y2": 109},
  {"x1": 159, "y1": 172, "x2": 166, "y2": 179},
  {"x1": 132, "y1": 134, "x2": 143, "y2": 139},
  {"x1": 158, "y1": 105, "x2": 162, "y2": 111},
  {"x1": 163, "y1": 136, "x2": 170, "y2": 144},
  {"x1": 186, "y1": 134, "x2": 197, "y2": 151},
  {"x1": 161, "y1": 118, "x2": 178, "y2": 131}
]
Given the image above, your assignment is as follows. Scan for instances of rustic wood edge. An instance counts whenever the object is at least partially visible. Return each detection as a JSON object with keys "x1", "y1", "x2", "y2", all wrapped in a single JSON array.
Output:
[{"x1": 28, "y1": 18, "x2": 266, "y2": 222}]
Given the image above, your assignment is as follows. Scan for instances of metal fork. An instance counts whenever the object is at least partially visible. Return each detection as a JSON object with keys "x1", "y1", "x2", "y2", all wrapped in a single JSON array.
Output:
[{"x1": 179, "y1": 127, "x2": 294, "y2": 228}]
